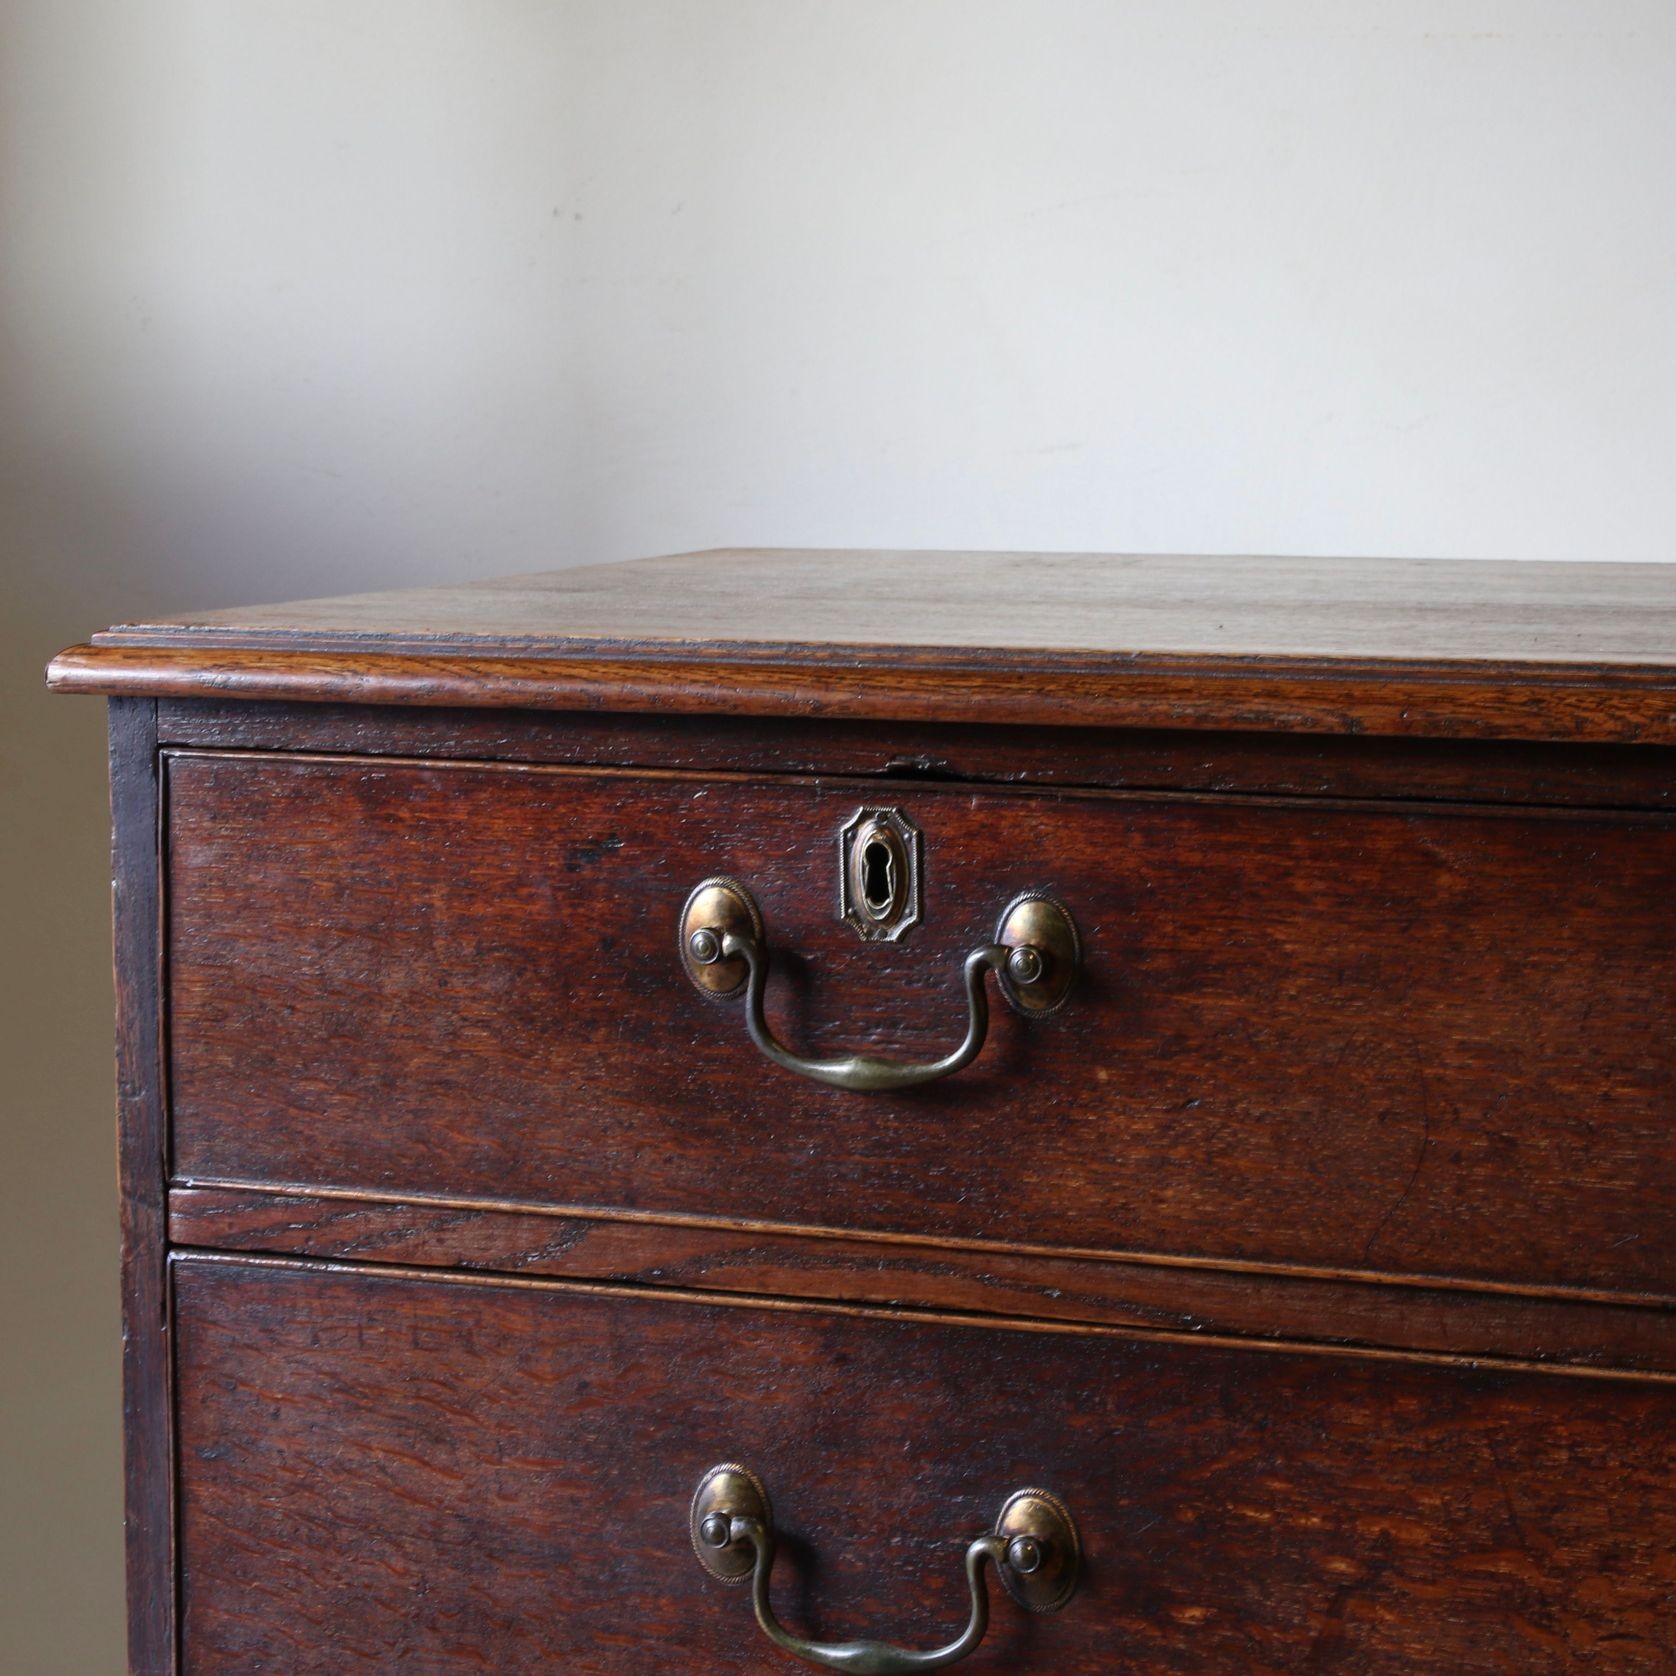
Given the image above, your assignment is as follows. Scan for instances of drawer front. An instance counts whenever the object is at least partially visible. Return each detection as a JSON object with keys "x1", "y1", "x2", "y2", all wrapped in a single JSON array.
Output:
[
  {"x1": 175, "y1": 1258, "x2": 1675, "y2": 1673},
  {"x1": 166, "y1": 751, "x2": 1676, "y2": 1294}
]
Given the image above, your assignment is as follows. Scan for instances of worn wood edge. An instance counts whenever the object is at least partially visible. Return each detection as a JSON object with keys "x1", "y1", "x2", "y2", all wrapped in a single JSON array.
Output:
[
  {"x1": 109, "y1": 698, "x2": 176, "y2": 1676},
  {"x1": 168, "y1": 1187, "x2": 1676, "y2": 1376},
  {"x1": 68, "y1": 600, "x2": 1676, "y2": 670},
  {"x1": 158, "y1": 743, "x2": 1676, "y2": 830},
  {"x1": 151, "y1": 699, "x2": 1676, "y2": 814},
  {"x1": 168, "y1": 1178, "x2": 1676, "y2": 1312},
  {"x1": 48, "y1": 643, "x2": 1676, "y2": 745},
  {"x1": 167, "y1": 1249, "x2": 1676, "y2": 1387}
]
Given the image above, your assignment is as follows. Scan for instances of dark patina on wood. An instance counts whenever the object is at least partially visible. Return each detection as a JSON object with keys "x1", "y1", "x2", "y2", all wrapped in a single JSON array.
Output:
[
  {"x1": 152, "y1": 698, "x2": 1676, "y2": 810},
  {"x1": 53, "y1": 551, "x2": 1676, "y2": 1672},
  {"x1": 107, "y1": 699, "x2": 174, "y2": 1676},
  {"x1": 168, "y1": 1184, "x2": 1676, "y2": 1376},
  {"x1": 165, "y1": 750, "x2": 1676, "y2": 1297},
  {"x1": 175, "y1": 1257, "x2": 1676, "y2": 1674}
]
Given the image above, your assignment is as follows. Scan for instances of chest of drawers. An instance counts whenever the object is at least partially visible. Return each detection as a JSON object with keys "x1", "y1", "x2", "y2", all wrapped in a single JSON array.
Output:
[{"x1": 51, "y1": 550, "x2": 1676, "y2": 1672}]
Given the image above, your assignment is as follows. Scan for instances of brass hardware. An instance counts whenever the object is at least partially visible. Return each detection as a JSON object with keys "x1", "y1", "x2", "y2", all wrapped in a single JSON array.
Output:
[
  {"x1": 839, "y1": 807, "x2": 922, "y2": 941},
  {"x1": 994, "y1": 892, "x2": 1080, "y2": 1017},
  {"x1": 677, "y1": 877, "x2": 1080, "y2": 1092},
  {"x1": 690, "y1": 1462, "x2": 1081, "y2": 1672},
  {"x1": 992, "y1": 1488, "x2": 1081, "y2": 1614},
  {"x1": 691, "y1": 1462, "x2": 772, "y2": 1584},
  {"x1": 679, "y1": 877, "x2": 763, "y2": 1000}
]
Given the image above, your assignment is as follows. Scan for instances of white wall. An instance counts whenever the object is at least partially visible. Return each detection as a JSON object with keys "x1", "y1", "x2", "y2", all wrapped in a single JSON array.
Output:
[{"x1": 4, "y1": 3, "x2": 1673, "y2": 1667}]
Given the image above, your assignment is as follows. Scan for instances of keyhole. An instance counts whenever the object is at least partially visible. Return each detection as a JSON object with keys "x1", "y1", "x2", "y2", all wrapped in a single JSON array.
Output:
[
  {"x1": 862, "y1": 836, "x2": 897, "y2": 918},
  {"x1": 840, "y1": 809, "x2": 921, "y2": 940}
]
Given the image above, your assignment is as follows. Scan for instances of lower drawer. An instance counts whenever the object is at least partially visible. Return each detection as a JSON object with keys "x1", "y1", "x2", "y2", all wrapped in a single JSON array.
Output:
[{"x1": 174, "y1": 1258, "x2": 1675, "y2": 1673}]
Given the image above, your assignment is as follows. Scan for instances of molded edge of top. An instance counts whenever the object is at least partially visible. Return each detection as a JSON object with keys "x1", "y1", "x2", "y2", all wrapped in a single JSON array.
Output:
[{"x1": 46, "y1": 549, "x2": 1676, "y2": 745}]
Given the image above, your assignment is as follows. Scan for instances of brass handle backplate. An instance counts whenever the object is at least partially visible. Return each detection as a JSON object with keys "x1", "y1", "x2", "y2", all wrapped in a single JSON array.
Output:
[
  {"x1": 678, "y1": 879, "x2": 1079, "y2": 1092},
  {"x1": 690, "y1": 1463, "x2": 1080, "y2": 1673}
]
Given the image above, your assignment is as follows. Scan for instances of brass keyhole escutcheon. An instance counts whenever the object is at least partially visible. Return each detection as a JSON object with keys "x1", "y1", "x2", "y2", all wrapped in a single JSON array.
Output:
[{"x1": 840, "y1": 806, "x2": 922, "y2": 941}]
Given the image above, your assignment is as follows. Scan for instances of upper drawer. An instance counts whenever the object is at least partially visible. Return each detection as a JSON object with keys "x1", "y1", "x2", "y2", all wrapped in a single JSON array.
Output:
[{"x1": 165, "y1": 750, "x2": 1676, "y2": 1296}]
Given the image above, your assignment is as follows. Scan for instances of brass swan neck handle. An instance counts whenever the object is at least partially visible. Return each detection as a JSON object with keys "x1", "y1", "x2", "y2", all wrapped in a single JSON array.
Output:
[
  {"x1": 679, "y1": 879, "x2": 1079, "y2": 1093},
  {"x1": 736, "y1": 1516, "x2": 1000, "y2": 1673},
  {"x1": 691, "y1": 1465, "x2": 1080, "y2": 1673},
  {"x1": 724, "y1": 936, "x2": 1008, "y2": 1093}
]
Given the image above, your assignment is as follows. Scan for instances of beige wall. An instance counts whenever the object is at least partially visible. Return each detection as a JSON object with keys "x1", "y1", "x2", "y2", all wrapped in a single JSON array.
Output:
[{"x1": 4, "y1": 3, "x2": 1674, "y2": 1666}]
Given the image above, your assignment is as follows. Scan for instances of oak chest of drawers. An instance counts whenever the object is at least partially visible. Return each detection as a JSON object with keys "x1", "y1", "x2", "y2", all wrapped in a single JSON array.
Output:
[{"x1": 51, "y1": 551, "x2": 1676, "y2": 1672}]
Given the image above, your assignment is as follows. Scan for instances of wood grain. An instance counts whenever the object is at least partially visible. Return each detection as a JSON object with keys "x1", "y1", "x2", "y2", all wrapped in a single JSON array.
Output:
[
  {"x1": 108, "y1": 698, "x2": 174, "y2": 1676},
  {"x1": 79, "y1": 550, "x2": 1676, "y2": 662},
  {"x1": 174, "y1": 1256, "x2": 1676, "y2": 1673},
  {"x1": 154, "y1": 697, "x2": 1676, "y2": 810},
  {"x1": 63, "y1": 557, "x2": 1676, "y2": 1674},
  {"x1": 168, "y1": 1185, "x2": 1676, "y2": 1375},
  {"x1": 164, "y1": 750, "x2": 1676, "y2": 1296},
  {"x1": 46, "y1": 640, "x2": 1676, "y2": 745},
  {"x1": 46, "y1": 552, "x2": 1676, "y2": 745}
]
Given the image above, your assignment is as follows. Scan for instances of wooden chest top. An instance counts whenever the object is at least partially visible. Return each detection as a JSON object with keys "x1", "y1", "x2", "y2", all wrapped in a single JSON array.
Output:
[{"x1": 49, "y1": 548, "x2": 1676, "y2": 742}]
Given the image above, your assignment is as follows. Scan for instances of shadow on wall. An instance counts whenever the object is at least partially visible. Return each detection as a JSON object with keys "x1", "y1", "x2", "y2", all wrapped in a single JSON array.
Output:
[{"x1": 2, "y1": 557, "x2": 127, "y2": 1674}]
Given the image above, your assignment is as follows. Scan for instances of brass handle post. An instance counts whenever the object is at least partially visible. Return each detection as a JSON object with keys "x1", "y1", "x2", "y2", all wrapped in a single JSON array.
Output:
[
  {"x1": 679, "y1": 880, "x2": 1078, "y2": 1093},
  {"x1": 691, "y1": 1465, "x2": 1079, "y2": 1673}
]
